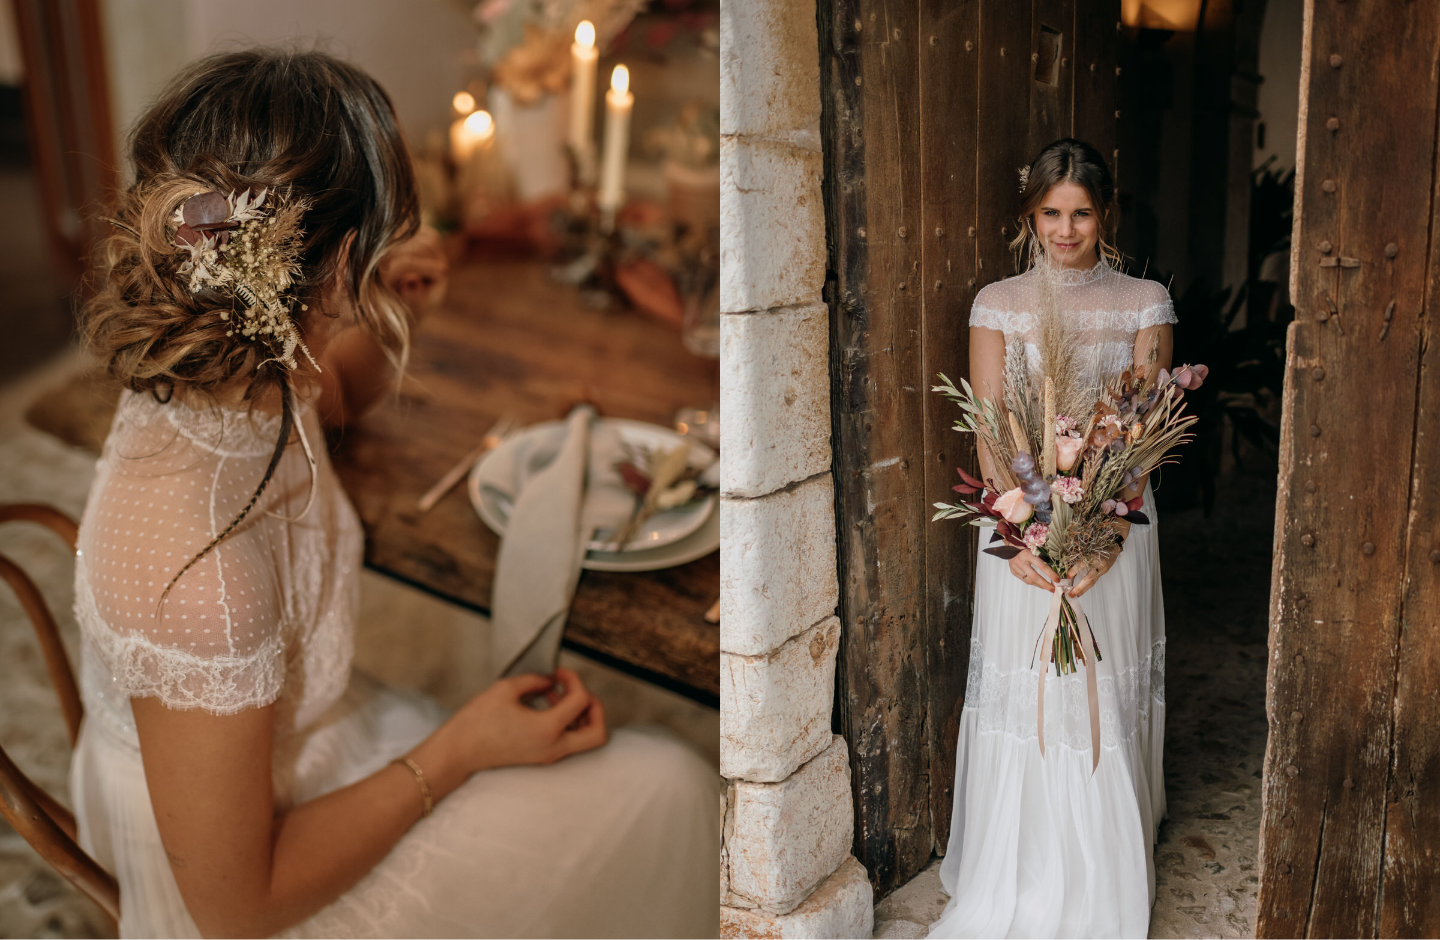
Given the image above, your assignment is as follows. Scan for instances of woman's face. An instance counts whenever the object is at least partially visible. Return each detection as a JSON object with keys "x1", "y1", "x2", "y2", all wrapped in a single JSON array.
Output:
[{"x1": 1031, "y1": 181, "x2": 1100, "y2": 269}]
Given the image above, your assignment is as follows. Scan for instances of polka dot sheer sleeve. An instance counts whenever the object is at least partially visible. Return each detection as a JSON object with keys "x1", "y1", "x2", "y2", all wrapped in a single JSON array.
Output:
[
  {"x1": 1133, "y1": 278, "x2": 1179, "y2": 331},
  {"x1": 75, "y1": 394, "x2": 290, "y2": 715}
]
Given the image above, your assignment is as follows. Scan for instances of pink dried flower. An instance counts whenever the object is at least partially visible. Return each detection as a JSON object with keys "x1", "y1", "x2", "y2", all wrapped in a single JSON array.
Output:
[
  {"x1": 1023, "y1": 522, "x2": 1050, "y2": 551},
  {"x1": 1055, "y1": 415, "x2": 1078, "y2": 435},
  {"x1": 1052, "y1": 476, "x2": 1084, "y2": 504},
  {"x1": 993, "y1": 486, "x2": 1034, "y2": 524},
  {"x1": 1055, "y1": 435, "x2": 1085, "y2": 472}
]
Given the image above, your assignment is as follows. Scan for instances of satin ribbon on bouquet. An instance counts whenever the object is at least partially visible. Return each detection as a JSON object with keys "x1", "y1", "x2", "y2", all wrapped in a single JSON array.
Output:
[{"x1": 1034, "y1": 574, "x2": 1102, "y2": 773}]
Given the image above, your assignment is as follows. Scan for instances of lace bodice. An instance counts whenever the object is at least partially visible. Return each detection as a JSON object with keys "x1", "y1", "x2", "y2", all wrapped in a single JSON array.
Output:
[
  {"x1": 969, "y1": 260, "x2": 1177, "y2": 383},
  {"x1": 75, "y1": 390, "x2": 360, "y2": 752}
]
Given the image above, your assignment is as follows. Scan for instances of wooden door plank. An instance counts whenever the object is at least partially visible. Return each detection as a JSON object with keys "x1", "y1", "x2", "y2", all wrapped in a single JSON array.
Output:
[
  {"x1": 1071, "y1": 2, "x2": 1118, "y2": 180},
  {"x1": 1257, "y1": 1, "x2": 1440, "y2": 935},
  {"x1": 1379, "y1": 92, "x2": 1440, "y2": 940},
  {"x1": 1028, "y1": 0, "x2": 1075, "y2": 159},
  {"x1": 918, "y1": 0, "x2": 980, "y2": 855},
  {"x1": 823, "y1": 0, "x2": 933, "y2": 897},
  {"x1": 976, "y1": 0, "x2": 1033, "y2": 287}
]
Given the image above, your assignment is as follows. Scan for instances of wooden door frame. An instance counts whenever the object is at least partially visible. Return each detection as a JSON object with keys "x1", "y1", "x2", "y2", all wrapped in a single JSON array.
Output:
[
  {"x1": 10, "y1": 0, "x2": 117, "y2": 286},
  {"x1": 818, "y1": 0, "x2": 1440, "y2": 927},
  {"x1": 1256, "y1": 0, "x2": 1440, "y2": 935}
]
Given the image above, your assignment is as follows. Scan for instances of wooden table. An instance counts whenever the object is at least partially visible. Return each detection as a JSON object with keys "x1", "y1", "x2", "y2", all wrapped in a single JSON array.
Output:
[{"x1": 328, "y1": 257, "x2": 721, "y2": 705}]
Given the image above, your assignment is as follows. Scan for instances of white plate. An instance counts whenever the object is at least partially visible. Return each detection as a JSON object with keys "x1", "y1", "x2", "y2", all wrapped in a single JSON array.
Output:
[
  {"x1": 468, "y1": 418, "x2": 718, "y2": 568},
  {"x1": 579, "y1": 499, "x2": 719, "y2": 572}
]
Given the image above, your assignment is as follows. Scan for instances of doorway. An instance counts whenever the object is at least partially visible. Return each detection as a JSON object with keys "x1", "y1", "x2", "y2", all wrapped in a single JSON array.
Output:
[{"x1": 818, "y1": 0, "x2": 1440, "y2": 936}]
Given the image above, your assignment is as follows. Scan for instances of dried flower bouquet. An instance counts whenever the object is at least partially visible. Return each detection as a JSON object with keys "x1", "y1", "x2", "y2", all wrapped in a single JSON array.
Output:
[{"x1": 932, "y1": 340, "x2": 1207, "y2": 677}]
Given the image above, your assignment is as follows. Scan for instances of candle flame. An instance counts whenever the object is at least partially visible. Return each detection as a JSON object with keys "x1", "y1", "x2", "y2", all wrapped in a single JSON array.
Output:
[
  {"x1": 610, "y1": 64, "x2": 630, "y2": 96},
  {"x1": 452, "y1": 91, "x2": 475, "y2": 115},
  {"x1": 464, "y1": 110, "x2": 494, "y2": 140},
  {"x1": 575, "y1": 20, "x2": 595, "y2": 49}
]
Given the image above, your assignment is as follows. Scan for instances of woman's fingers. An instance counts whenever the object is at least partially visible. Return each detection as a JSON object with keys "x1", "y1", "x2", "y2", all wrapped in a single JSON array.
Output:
[
  {"x1": 545, "y1": 671, "x2": 594, "y2": 731},
  {"x1": 555, "y1": 697, "x2": 608, "y2": 757},
  {"x1": 503, "y1": 673, "x2": 554, "y2": 699}
]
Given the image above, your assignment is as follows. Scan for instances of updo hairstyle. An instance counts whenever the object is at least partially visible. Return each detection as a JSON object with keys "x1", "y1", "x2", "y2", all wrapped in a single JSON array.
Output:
[
  {"x1": 83, "y1": 48, "x2": 419, "y2": 407},
  {"x1": 1009, "y1": 137, "x2": 1123, "y2": 270}
]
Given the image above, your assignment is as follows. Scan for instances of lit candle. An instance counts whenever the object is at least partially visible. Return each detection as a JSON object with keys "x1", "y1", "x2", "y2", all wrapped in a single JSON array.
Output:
[
  {"x1": 451, "y1": 108, "x2": 495, "y2": 166},
  {"x1": 598, "y1": 64, "x2": 632, "y2": 226},
  {"x1": 569, "y1": 21, "x2": 598, "y2": 184}
]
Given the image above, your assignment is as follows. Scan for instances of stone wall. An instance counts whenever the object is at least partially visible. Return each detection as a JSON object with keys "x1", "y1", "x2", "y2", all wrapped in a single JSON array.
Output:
[{"x1": 718, "y1": 0, "x2": 872, "y2": 935}]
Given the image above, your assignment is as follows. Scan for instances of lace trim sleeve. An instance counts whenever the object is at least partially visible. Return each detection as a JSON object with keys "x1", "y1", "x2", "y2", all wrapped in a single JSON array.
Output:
[
  {"x1": 969, "y1": 305, "x2": 1037, "y2": 334},
  {"x1": 1135, "y1": 298, "x2": 1178, "y2": 329},
  {"x1": 74, "y1": 572, "x2": 285, "y2": 716}
]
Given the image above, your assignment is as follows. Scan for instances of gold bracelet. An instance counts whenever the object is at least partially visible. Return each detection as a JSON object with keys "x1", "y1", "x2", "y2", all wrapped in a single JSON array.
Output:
[{"x1": 391, "y1": 757, "x2": 433, "y2": 818}]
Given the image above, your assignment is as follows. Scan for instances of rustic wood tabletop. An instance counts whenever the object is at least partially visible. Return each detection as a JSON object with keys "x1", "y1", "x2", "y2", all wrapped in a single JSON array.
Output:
[{"x1": 328, "y1": 256, "x2": 721, "y2": 705}]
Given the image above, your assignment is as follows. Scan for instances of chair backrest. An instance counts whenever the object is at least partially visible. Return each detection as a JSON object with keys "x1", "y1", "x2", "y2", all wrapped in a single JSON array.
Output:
[{"x1": 0, "y1": 503, "x2": 121, "y2": 928}]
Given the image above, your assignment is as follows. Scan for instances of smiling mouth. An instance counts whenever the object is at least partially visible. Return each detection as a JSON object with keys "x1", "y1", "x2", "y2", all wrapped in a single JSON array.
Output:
[{"x1": 1054, "y1": 242, "x2": 1078, "y2": 249}]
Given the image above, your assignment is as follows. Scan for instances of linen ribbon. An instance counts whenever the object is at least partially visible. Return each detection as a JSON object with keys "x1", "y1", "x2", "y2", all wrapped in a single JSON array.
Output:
[{"x1": 1034, "y1": 575, "x2": 1102, "y2": 773}]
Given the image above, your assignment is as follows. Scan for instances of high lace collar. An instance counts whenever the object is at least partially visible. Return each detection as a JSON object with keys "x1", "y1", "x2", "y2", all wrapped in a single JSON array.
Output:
[{"x1": 1029, "y1": 254, "x2": 1111, "y2": 287}]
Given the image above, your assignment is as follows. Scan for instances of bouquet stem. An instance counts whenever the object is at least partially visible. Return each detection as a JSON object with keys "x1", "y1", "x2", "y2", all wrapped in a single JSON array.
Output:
[{"x1": 1043, "y1": 596, "x2": 1104, "y2": 675}]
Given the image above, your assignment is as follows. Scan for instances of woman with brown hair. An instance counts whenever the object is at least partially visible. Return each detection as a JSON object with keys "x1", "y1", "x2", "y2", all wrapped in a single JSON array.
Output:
[
  {"x1": 928, "y1": 138, "x2": 1174, "y2": 938},
  {"x1": 71, "y1": 48, "x2": 715, "y2": 938}
]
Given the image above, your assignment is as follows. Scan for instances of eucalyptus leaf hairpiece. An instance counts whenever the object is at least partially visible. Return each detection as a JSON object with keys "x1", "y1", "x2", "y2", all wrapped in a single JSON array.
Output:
[{"x1": 171, "y1": 187, "x2": 320, "y2": 372}]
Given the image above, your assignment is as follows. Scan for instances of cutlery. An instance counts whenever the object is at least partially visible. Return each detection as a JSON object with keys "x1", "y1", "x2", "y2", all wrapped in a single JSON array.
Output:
[{"x1": 416, "y1": 415, "x2": 518, "y2": 513}]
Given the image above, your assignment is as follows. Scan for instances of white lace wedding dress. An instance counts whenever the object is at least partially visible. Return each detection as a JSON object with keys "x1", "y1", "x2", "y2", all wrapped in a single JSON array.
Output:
[
  {"x1": 929, "y1": 259, "x2": 1176, "y2": 939},
  {"x1": 69, "y1": 390, "x2": 718, "y2": 939}
]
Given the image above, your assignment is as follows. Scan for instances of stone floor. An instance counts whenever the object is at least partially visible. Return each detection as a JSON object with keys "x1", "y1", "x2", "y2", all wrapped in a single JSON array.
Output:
[
  {"x1": 0, "y1": 352, "x2": 719, "y2": 938},
  {"x1": 873, "y1": 467, "x2": 1275, "y2": 939}
]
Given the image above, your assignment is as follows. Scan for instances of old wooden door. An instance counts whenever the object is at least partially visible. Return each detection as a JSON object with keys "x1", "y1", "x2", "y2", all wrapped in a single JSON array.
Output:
[
  {"x1": 1257, "y1": 1, "x2": 1440, "y2": 935},
  {"x1": 818, "y1": 0, "x2": 1120, "y2": 896}
]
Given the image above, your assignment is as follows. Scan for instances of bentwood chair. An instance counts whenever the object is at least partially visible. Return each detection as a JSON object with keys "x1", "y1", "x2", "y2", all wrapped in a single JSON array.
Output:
[{"x1": 0, "y1": 503, "x2": 120, "y2": 934}]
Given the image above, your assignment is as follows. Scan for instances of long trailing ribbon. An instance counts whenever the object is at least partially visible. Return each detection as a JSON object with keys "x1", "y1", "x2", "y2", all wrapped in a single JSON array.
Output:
[{"x1": 1035, "y1": 575, "x2": 1102, "y2": 773}]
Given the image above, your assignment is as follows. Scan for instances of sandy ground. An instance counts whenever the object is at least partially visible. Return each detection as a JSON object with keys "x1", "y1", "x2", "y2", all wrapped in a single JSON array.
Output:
[{"x1": 874, "y1": 467, "x2": 1275, "y2": 939}]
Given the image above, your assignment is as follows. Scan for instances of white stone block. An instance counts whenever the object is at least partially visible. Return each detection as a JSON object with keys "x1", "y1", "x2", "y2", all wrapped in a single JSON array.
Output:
[
  {"x1": 721, "y1": 136, "x2": 826, "y2": 314},
  {"x1": 721, "y1": 617, "x2": 839, "y2": 782},
  {"x1": 720, "y1": 303, "x2": 831, "y2": 498},
  {"x1": 720, "y1": 475, "x2": 838, "y2": 657},
  {"x1": 720, "y1": 0, "x2": 822, "y2": 149},
  {"x1": 725, "y1": 736, "x2": 854, "y2": 913},
  {"x1": 722, "y1": 855, "x2": 874, "y2": 938}
]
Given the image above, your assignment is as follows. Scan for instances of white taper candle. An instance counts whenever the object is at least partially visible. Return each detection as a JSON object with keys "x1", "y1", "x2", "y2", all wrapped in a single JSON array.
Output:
[
  {"x1": 598, "y1": 64, "x2": 632, "y2": 224},
  {"x1": 568, "y1": 21, "x2": 598, "y2": 184}
]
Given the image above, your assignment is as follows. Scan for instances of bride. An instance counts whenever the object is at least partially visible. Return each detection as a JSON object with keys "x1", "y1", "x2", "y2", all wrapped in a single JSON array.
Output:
[
  {"x1": 71, "y1": 49, "x2": 716, "y2": 938},
  {"x1": 928, "y1": 138, "x2": 1174, "y2": 939}
]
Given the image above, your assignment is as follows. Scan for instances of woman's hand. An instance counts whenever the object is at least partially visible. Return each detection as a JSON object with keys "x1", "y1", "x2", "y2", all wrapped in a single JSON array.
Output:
[
  {"x1": 432, "y1": 667, "x2": 608, "y2": 778},
  {"x1": 1067, "y1": 522, "x2": 1130, "y2": 597},
  {"x1": 378, "y1": 224, "x2": 448, "y2": 316},
  {"x1": 1008, "y1": 547, "x2": 1061, "y2": 591}
]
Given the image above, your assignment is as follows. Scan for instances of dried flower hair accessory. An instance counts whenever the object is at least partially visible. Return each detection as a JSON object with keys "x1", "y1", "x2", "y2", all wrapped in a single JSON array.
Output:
[
  {"x1": 1017, "y1": 164, "x2": 1031, "y2": 194},
  {"x1": 171, "y1": 187, "x2": 320, "y2": 372}
]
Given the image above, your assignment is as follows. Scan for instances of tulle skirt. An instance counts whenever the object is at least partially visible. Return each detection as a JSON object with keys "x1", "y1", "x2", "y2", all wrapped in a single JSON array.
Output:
[
  {"x1": 71, "y1": 672, "x2": 719, "y2": 938},
  {"x1": 929, "y1": 481, "x2": 1166, "y2": 939}
]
